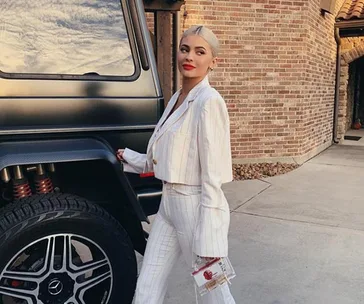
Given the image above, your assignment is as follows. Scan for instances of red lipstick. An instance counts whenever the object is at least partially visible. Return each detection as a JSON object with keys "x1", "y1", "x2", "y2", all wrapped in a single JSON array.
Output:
[{"x1": 182, "y1": 64, "x2": 195, "y2": 71}]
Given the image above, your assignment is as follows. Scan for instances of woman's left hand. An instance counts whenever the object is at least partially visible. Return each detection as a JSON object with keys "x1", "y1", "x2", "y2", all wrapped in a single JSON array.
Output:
[{"x1": 198, "y1": 256, "x2": 217, "y2": 261}]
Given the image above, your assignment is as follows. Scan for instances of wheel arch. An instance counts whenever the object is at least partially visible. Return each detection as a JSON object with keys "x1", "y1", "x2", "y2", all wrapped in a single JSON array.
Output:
[{"x1": 0, "y1": 138, "x2": 148, "y2": 254}]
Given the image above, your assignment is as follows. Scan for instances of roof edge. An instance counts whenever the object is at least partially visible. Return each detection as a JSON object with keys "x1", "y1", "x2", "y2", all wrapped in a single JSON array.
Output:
[{"x1": 335, "y1": 18, "x2": 364, "y2": 29}]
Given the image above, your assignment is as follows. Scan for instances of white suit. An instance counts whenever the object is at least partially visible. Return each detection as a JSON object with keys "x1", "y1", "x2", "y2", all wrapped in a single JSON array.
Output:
[{"x1": 123, "y1": 76, "x2": 235, "y2": 303}]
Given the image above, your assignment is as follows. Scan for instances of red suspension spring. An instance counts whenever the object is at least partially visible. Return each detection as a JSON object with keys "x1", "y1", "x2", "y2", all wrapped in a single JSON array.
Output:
[
  {"x1": 35, "y1": 177, "x2": 54, "y2": 194},
  {"x1": 13, "y1": 182, "x2": 32, "y2": 199}
]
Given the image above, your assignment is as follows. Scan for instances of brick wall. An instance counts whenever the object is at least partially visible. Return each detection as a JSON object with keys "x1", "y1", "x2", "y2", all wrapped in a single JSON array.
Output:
[
  {"x1": 145, "y1": 1, "x2": 347, "y2": 163},
  {"x1": 338, "y1": 37, "x2": 364, "y2": 137},
  {"x1": 346, "y1": 62, "x2": 356, "y2": 130},
  {"x1": 180, "y1": 1, "x2": 303, "y2": 162},
  {"x1": 342, "y1": 37, "x2": 364, "y2": 52},
  {"x1": 302, "y1": 0, "x2": 345, "y2": 151},
  {"x1": 146, "y1": 12, "x2": 156, "y2": 53},
  {"x1": 179, "y1": 0, "x2": 346, "y2": 163}
]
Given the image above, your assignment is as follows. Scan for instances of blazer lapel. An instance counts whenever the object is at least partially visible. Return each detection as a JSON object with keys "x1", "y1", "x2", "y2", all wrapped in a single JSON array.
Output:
[
  {"x1": 155, "y1": 90, "x2": 180, "y2": 130},
  {"x1": 148, "y1": 76, "x2": 211, "y2": 148},
  {"x1": 152, "y1": 98, "x2": 191, "y2": 144},
  {"x1": 147, "y1": 91, "x2": 179, "y2": 151}
]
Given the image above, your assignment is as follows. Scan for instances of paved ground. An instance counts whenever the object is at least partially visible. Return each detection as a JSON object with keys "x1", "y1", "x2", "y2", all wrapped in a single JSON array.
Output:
[
  {"x1": 135, "y1": 144, "x2": 364, "y2": 304},
  {"x1": 342, "y1": 128, "x2": 364, "y2": 146}
]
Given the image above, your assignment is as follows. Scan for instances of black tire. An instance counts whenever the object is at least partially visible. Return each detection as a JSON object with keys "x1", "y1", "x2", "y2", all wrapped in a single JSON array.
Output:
[{"x1": 0, "y1": 193, "x2": 137, "y2": 304}]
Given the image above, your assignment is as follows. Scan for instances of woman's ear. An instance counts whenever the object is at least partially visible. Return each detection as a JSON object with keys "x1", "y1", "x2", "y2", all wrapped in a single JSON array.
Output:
[{"x1": 209, "y1": 57, "x2": 218, "y2": 71}]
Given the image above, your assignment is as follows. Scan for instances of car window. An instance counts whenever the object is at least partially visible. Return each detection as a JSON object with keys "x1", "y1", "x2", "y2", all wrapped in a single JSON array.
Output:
[{"x1": 0, "y1": 0, "x2": 135, "y2": 76}]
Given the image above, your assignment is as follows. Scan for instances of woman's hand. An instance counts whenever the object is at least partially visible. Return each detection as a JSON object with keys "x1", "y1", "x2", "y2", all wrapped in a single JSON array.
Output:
[
  {"x1": 198, "y1": 256, "x2": 217, "y2": 261},
  {"x1": 116, "y1": 149, "x2": 126, "y2": 162}
]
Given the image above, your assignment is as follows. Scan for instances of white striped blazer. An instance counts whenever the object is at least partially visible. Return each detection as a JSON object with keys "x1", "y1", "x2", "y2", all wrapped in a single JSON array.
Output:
[{"x1": 123, "y1": 76, "x2": 233, "y2": 257}]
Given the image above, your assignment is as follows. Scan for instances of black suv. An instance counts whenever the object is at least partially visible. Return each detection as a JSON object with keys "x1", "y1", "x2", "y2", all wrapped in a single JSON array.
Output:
[{"x1": 0, "y1": 0, "x2": 163, "y2": 303}]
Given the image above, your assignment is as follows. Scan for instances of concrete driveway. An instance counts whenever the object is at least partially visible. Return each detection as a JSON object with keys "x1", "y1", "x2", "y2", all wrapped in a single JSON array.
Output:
[{"x1": 137, "y1": 144, "x2": 364, "y2": 304}]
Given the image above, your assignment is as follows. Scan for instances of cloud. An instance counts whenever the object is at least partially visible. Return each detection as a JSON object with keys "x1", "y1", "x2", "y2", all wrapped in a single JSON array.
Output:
[{"x1": 0, "y1": 0, "x2": 135, "y2": 76}]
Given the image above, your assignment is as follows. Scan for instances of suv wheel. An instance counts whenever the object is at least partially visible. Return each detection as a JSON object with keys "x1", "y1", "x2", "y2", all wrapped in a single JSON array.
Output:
[{"x1": 0, "y1": 193, "x2": 137, "y2": 304}]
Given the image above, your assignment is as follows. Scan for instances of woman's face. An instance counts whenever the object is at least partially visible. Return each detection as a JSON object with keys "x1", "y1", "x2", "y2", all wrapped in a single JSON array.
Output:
[{"x1": 177, "y1": 35, "x2": 217, "y2": 81}]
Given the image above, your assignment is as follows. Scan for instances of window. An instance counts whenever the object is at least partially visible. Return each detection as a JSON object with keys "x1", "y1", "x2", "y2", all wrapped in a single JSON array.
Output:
[{"x1": 0, "y1": 0, "x2": 135, "y2": 76}]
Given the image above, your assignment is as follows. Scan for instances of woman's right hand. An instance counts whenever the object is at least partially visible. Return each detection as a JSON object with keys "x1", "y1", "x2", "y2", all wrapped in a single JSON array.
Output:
[{"x1": 116, "y1": 149, "x2": 126, "y2": 162}]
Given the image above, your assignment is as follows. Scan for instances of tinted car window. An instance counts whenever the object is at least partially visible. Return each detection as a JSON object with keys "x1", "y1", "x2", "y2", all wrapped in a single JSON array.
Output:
[{"x1": 0, "y1": 0, "x2": 134, "y2": 76}]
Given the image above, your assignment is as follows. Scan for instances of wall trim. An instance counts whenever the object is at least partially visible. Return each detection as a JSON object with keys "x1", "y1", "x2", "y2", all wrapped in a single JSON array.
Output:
[{"x1": 233, "y1": 140, "x2": 332, "y2": 165}]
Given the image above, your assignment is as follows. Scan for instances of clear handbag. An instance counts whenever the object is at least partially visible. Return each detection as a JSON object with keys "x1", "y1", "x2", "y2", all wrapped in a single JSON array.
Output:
[{"x1": 191, "y1": 257, "x2": 236, "y2": 296}]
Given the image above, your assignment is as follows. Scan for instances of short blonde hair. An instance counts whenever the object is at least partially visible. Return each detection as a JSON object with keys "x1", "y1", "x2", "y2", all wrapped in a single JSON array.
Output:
[{"x1": 181, "y1": 25, "x2": 219, "y2": 57}]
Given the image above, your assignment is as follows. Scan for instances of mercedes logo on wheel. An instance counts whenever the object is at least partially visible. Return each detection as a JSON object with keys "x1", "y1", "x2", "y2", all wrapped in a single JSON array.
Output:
[{"x1": 48, "y1": 279, "x2": 63, "y2": 296}]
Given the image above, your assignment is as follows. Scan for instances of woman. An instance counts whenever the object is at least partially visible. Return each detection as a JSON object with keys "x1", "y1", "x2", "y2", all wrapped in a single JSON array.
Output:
[{"x1": 117, "y1": 25, "x2": 235, "y2": 304}]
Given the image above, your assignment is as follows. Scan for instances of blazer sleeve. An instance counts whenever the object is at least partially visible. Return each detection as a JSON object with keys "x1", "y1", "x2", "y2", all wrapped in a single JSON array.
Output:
[
  {"x1": 122, "y1": 148, "x2": 147, "y2": 174},
  {"x1": 193, "y1": 96, "x2": 233, "y2": 258}
]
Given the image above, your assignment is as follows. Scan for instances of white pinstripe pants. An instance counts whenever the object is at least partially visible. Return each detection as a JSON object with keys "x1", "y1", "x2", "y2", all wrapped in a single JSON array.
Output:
[{"x1": 134, "y1": 183, "x2": 235, "y2": 304}]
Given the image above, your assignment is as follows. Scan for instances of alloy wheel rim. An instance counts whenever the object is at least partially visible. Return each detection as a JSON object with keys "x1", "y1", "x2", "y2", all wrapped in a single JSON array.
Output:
[{"x1": 0, "y1": 234, "x2": 113, "y2": 304}]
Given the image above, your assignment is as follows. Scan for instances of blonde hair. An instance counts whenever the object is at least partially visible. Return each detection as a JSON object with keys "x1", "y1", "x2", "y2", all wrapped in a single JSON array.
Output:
[{"x1": 181, "y1": 25, "x2": 219, "y2": 57}]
